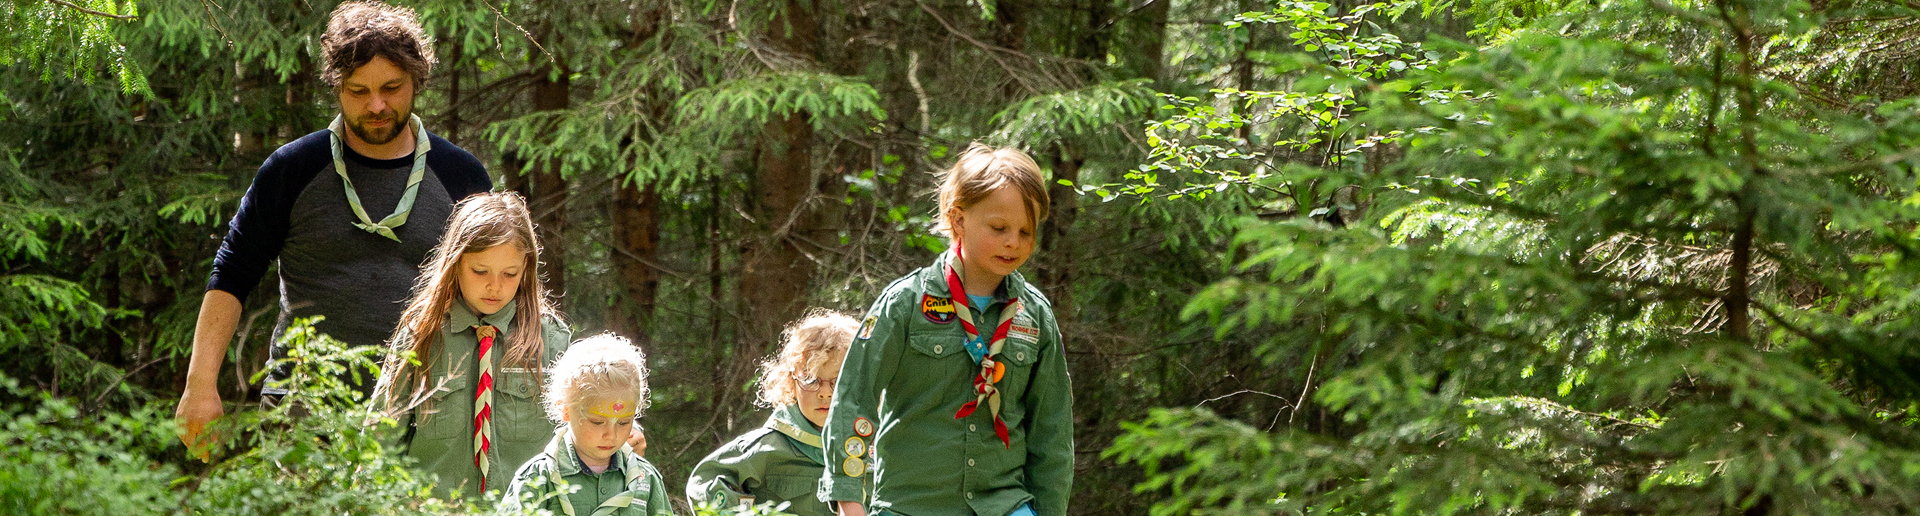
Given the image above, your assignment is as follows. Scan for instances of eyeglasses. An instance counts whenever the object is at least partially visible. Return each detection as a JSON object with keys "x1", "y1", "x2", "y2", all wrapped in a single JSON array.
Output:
[{"x1": 795, "y1": 374, "x2": 838, "y2": 393}]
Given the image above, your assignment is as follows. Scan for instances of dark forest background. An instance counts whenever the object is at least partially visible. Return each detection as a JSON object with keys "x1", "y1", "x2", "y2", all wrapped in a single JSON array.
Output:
[{"x1": 10, "y1": 0, "x2": 1920, "y2": 514}]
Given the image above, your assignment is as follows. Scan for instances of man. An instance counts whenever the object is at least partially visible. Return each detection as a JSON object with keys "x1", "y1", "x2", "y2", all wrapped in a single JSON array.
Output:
[{"x1": 175, "y1": 1, "x2": 492, "y2": 454}]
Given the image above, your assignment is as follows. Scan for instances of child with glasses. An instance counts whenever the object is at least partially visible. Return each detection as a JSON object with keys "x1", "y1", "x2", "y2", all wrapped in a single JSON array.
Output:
[{"x1": 687, "y1": 309, "x2": 861, "y2": 516}]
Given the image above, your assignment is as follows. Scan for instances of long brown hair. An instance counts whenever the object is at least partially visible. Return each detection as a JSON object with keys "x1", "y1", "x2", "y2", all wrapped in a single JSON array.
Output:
[{"x1": 374, "y1": 191, "x2": 560, "y2": 412}]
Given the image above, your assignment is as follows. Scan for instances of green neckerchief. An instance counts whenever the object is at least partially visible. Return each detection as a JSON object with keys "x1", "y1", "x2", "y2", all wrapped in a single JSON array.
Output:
[
  {"x1": 327, "y1": 113, "x2": 429, "y2": 242},
  {"x1": 543, "y1": 428, "x2": 653, "y2": 516},
  {"x1": 766, "y1": 404, "x2": 826, "y2": 464}
]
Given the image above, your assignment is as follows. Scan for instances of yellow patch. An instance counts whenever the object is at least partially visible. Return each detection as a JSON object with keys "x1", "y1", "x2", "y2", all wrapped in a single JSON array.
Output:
[
  {"x1": 842, "y1": 456, "x2": 867, "y2": 477},
  {"x1": 921, "y1": 294, "x2": 956, "y2": 324}
]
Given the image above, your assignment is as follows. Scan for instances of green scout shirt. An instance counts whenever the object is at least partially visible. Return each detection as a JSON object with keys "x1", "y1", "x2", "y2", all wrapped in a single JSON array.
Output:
[
  {"x1": 687, "y1": 404, "x2": 843, "y2": 516},
  {"x1": 499, "y1": 428, "x2": 673, "y2": 516},
  {"x1": 818, "y1": 251, "x2": 1075, "y2": 516},
  {"x1": 396, "y1": 299, "x2": 572, "y2": 499}
]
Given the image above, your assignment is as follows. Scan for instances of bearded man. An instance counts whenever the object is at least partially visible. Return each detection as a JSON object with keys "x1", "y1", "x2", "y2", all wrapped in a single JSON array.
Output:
[{"x1": 175, "y1": 0, "x2": 492, "y2": 453}]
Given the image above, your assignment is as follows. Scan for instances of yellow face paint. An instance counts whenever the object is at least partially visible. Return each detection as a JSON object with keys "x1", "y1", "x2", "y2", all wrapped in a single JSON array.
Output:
[{"x1": 584, "y1": 398, "x2": 639, "y2": 419}]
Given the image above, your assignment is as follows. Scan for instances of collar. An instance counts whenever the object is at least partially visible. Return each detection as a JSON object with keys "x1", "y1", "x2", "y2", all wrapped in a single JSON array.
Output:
[
  {"x1": 766, "y1": 404, "x2": 826, "y2": 464},
  {"x1": 547, "y1": 427, "x2": 631, "y2": 477},
  {"x1": 448, "y1": 298, "x2": 518, "y2": 333},
  {"x1": 920, "y1": 249, "x2": 1024, "y2": 304}
]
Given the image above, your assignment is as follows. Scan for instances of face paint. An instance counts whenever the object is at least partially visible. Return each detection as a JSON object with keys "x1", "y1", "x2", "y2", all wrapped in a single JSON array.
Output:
[{"x1": 585, "y1": 398, "x2": 639, "y2": 419}]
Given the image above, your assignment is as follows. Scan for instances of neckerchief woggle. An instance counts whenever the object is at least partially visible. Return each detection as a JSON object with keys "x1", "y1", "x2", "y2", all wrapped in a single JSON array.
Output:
[
  {"x1": 946, "y1": 248, "x2": 1023, "y2": 448},
  {"x1": 327, "y1": 113, "x2": 429, "y2": 242}
]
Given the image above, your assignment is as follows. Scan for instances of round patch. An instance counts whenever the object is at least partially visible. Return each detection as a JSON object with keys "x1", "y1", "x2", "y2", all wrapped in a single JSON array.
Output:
[
  {"x1": 844, "y1": 436, "x2": 867, "y2": 457},
  {"x1": 842, "y1": 456, "x2": 867, "y2": 477},
  {"x1": 853, "y1": 417, "x2": 875, "y2": 437},
  {"x1": 921, "y1": 294, "x2": 956, "y2": 324}
]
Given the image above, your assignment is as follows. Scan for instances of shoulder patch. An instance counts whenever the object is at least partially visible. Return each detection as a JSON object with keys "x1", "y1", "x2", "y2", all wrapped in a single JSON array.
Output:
[
  {"x1": 921, "y1": 293, "x2": 956, "y2": 324},
  {"x1": 1010, "y1": 303, "x2": 1041, "y2": 343},
  {"x1": 857, "y1": 316, "x2": 876, "y2": 340}
]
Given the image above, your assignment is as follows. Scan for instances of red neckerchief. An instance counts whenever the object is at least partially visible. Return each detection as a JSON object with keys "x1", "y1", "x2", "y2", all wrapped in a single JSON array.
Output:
[{"x1": 945, "y1": 249, "x2": 1022, "y2": 447}]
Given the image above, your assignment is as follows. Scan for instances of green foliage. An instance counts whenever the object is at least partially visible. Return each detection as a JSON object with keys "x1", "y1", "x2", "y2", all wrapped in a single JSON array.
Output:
[
  {"x1": 0, "y1": 0, "x2": 148, "y2": 95},
  {"x1": 1123, "y1": 0, "x2": 1464, "y2": 213},
  {"x1": 0, "y1": 373, "x2": 178, "y2": 514},
  {"x1": 0, "y1": 319, "x2": 484, "y2": 515},
  {"x1": 987, "y1": 79, "x2": 1158, "y2": 146},
  {"x1": 1111, "y1": 0, "x2": 1920, "y2": 514}
]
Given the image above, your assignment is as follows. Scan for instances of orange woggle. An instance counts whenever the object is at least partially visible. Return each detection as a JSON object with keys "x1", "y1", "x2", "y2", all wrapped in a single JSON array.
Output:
[{"x1": 991, "y1": 361, "x2": 1006, "y2": 383}]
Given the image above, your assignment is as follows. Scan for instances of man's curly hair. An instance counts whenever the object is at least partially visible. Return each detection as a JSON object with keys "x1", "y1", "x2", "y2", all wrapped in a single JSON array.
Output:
[{"x1": 319, "y1": 1, "x2": 434, "y2": 89}]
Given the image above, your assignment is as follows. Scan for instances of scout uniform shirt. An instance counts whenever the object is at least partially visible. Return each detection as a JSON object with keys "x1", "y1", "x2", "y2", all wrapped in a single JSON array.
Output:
[
  {"x1": 396, "y1": 299, "x2": 571, "y2": 499},
  {"x1": 499, "y1": 428, "x2": 673, "y2": 516},
  {"x1": 818, "y1": 251, "x2": 1075, "y2": 516},
  {"x1": 687, "y1": 404, "x2": 849, "y2": 516}
]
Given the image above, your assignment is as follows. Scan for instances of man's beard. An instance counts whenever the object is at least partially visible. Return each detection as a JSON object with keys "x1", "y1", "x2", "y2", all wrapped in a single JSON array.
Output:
[{"x1": 347, "y1": 108, "x2": 409, "y2": 146}]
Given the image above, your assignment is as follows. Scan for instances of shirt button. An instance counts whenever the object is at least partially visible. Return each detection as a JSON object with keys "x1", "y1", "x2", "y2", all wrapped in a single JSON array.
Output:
[
  {"x1": 969, "y1": 424, "x2": 977, "y2": 432},
  {"x1": 967, "y1": 458, "x2": 975, "y2": 467},
  {"x1": 1019, "y1": 352, "x2": 1027, "y2": 360},
  {"x1": 966, "y1": 493, "x2": 974, "y2": 500},
  {"x1": 935, "y1": 345, "x2": 944, "y2": 354}
]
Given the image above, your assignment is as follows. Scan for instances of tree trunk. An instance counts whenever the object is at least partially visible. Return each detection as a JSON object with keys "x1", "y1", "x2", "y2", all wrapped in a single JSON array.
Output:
[
  {"x1": 612, "y1": 182, "x2": 662, "y2": 342},
  {"x1": 609, "y1": 3, "x2": 670, "y2": 343},
  {"x1": 528, "y1": 66, "x2": 571, "y2": 297},
  {"x1": 1128, "y1": 0, "x2": 1171, "y2": 86},
  {"x1": 738, "y1": 0, "x2": 820, "y2": 356},
  {"x1": 1039, "y1": 143, "x2": 1081, "y2": 318}
]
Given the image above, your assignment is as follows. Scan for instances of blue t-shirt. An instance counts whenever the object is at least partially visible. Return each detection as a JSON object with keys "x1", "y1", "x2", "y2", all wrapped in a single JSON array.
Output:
[{"x1": 963, "y1": 293, "x2": 994, "y2": 363}]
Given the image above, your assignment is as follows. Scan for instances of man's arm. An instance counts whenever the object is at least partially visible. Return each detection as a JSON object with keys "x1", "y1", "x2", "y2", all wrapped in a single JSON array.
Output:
[{"x1": 175, "y1": 289, "x2": 241, "y2": 459}]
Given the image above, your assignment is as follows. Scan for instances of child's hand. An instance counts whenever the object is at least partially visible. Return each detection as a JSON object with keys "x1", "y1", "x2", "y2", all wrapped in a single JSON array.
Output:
[
  {"x1": 836, "y1": 501, "x2": 867, "y2": 516},
  {"x1": 626, "y1": 426, "x2": 646, "y2": 457}
]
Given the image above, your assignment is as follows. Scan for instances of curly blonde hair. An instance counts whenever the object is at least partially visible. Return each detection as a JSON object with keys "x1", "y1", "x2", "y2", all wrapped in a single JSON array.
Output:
[
  {"x1": 932, "y1": 142, "x2": 1051, "y2": 239},
  {"x1": 756, "y1": 309, "x2": 859, "y2": 407},
  {"x1": 543, "y1": 333, "x2": 650, "y2": 422}
]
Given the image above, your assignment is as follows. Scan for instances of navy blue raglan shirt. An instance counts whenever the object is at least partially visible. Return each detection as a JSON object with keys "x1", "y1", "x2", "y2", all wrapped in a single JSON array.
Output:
[{"x1": 207, "y1": 128, "x2": 492, "y2": 395}]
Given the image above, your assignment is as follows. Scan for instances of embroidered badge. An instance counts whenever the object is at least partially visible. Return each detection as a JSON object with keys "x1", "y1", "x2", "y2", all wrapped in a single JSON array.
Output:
[
  {"x1": 842, "y1": 456, "x2": 867, "y2": 477},
  {"x1": 858, "y1": 316, "x2": 877, "y2": 340},
  {"x1": 1009, "y1": 324, "x2": 1041, "y2": 344},
  {"x1": 853, "y1": 417, "x2": 875, "y2": 437},
  {"x1": 844, "y1": 436, "x2": 867, "y2": 457},
  {"x1": 922, "y1": 294, "x2": 956, "y2": 324}
]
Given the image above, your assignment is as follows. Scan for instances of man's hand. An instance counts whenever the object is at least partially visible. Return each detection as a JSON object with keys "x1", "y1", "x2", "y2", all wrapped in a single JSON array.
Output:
[
  {"x1": 627, "y1": 426, "x2": 647, "y2": 457},
  {"x1": 836, "y1": 501, "x2": 867, "y2": 516},
  {"x1": 175, "y1": 386, "x2": 224, "y2": 461},
  {"x1": 178, "y1": 290, "x2": 241, "y2": 462}
]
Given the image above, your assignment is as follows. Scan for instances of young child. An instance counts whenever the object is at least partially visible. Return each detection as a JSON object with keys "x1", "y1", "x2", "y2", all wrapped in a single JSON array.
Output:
[
  {"x1": 371, "y1": 191, "x2": 572, "y2": 500},
  {"x1": 686, "y1": 309, "x2": 860, "y2": 516},
  {"x1": 498, "y1": 333, "x2": 672, "y2": 516},
  {"x1": 820, "y1": 144, "x2": 1074, "y2": 516}
]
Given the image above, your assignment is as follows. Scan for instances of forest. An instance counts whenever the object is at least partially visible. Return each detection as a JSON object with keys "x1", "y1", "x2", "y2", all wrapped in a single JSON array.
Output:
[{"x1": 8, "y1": 0, "x2": 1920, "y2": 513}]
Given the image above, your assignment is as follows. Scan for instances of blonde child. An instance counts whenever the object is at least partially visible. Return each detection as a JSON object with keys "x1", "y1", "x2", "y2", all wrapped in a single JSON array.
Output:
[
  {"x1": 687, "y1": 309, "x2": 859, "y2": 516},
  {"x1": 371, "y1": 191, "x2": 572, "y2": 500},
  {"x1": 820, "y1": 144, "x2": 1074, "y2": 516},
  {"x1": 499, "y1": 333, "x2": 672, "y2": 516}
]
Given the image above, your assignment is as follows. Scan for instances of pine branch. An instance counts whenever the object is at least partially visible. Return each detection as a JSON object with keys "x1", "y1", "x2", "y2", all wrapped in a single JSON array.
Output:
[{"x1": 49, "y1": 0, "x2": 134, "y2": 20}]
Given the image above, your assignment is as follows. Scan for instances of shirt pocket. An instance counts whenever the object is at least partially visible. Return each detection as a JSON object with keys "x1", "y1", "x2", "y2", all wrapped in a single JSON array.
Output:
[
  {"x1": 418, "y1": 386, "x2": 463, "y2": 440},
  {"x1": 757, "y1": 474, "x2": 817, "y2": 503},
  {"x1": 494, "y1": 369, "x2": 551, "y2": 443},
  {"x1": 906, "y1": 330, "x2": 965, "y2": 360},
  {"x1": 995, "y1": 340, "x2": 1042, "y2": 396}
]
